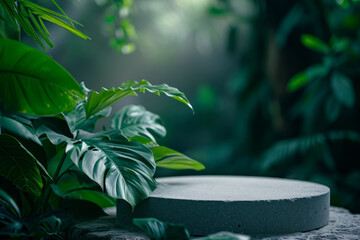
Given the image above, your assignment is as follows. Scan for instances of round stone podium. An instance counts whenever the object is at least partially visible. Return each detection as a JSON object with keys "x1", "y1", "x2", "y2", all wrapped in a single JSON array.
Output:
[{"x1": 117, "y1": 176, "x2": 330, "y2": 236}]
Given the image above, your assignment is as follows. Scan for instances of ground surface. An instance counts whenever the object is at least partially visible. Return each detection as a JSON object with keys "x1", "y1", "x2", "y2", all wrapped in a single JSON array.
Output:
[{"x1": 67, "y1": 207, "x2": 360, "y2": 240}]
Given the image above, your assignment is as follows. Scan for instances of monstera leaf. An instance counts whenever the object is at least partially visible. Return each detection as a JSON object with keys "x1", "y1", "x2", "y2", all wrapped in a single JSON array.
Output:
[
  {"x1": 0, "y1": 134, "x2": 43, "y2": 196},
  {"x1": 111, "y1": 105, "x2": 166, "y2": 142},
  {"x1": 133, "y1": 218, "x2": 190, "y2": 240},
  {"x1": 65, "y1": 130, "x2": 157, "y2": 208},
  {"x1": 0, "y1": 39, "x2": 85, "y2": 115},
  {"x1": 84, "y1": 80, "x2": 193, "y2": 117}
]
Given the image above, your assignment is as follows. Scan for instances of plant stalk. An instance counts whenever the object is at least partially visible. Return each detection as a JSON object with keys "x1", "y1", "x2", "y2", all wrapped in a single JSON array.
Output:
[{"x1": 36, "y1": 154, "x2": 67, "y2": 213}]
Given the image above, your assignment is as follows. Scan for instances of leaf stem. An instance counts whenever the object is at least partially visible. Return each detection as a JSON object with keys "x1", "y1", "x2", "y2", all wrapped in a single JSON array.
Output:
[{"x1": 36, "y1": 154, "x2": 66, "y2": 213}]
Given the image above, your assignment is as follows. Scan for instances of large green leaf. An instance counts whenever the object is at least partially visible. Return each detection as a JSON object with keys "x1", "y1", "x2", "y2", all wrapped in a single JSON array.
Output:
[
  {"x1": 65, "y1": 130, "x2": 157, "y2": 208},
  {"x1": 111, "y1": 105, "x2": 166, "y2": 142},
  {"x1": 0, "y1": 39, "x2": 86, "y2": 115},
  {"x1": 84, "y1": 80, "x2": 193, "y2": 117},
  {"x1": 330, "y1": 72, "x2": 355, "y2": 108},
  {"x1": 0, "y1": 134, "x2": 43, "y2": 196},
  {"x1": 133, "y1": 218, "x2": 190, "y2": 240},
  {"x1": 152, "y1": 146, "x2": 205, "y2": 171},
  {"x1": 287, "y1": 64, "x2": 329, "y2": 92},
  {"x1": 0, "y1": 112, "x2": 40, "y2": 145}
]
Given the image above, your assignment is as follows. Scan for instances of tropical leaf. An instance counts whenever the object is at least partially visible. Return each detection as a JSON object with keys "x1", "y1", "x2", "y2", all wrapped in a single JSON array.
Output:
[
  {"x1": 0, "y1": 189, "x2": 21, "y2": 218},
  {"x1": 111, "y1": 105, "x2": 166, "y2": 142},
  {"x1": 301, "y1": 34, "x2": 330, "y2": 54},
  {"x1": 0, "y1": 111, "x2": 41, "y2": 145},
  {"x1": 152, "y1": 146, "x2": 205, "y2": 170},
  {"x1": 84, "y1": 80, "x2": 193, "y2": 117},
  {"x1": 0, "y1": 189, "x2": 23, "y2": 237},
  {"x1": 0, "y1": 134, "x2": 43, "y2": 196},
  {"x1": 65, "y1": 130, "x2": 157, "y2": 208},
  {"x1": 0, "y1": 3, "x2": 19, "y2": 40},
  {"x1": 133, "y1": 218, "x2": 191, "y2": 240},
  {"x1": 0, "y1": 0, "x2": 89, "y2": 49},
  {"x1": 287, "y1": 64, "x2": 329, "y2": 92},
  {"x1": 0, "y1": 39, "x2": 86, "y2": 115},
  {"x1": 260, "y1": 131, "x2": 360, "y2": 172},
  {"x1": 51, "y1": 171, "x2": 115, "y2": 209},
  {"x1": 63, "y1": 103, "x2": 111, "y2": 133},
  {"x1": 330, "y1": 72, "x2": 355, "y2": 108},
  {"x1": 128, "y1": 136, "x2": 204, "y2": 170}
]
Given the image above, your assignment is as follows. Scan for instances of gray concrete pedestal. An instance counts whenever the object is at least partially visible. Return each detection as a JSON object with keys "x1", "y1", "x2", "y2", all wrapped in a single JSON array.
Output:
[{"x1": 117, "y1": 176, "x2": 330, "y2": 236}]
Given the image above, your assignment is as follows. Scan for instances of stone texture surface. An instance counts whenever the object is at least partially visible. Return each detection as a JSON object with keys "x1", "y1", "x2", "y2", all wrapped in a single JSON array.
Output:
[
  {"x1": 67, "y1": 216, "x2": 150, "y2": 240},
  {"x1": 124, "y1": 176, "x2": 330, "y2": 235},
  {"x1": 259, "y1": 207, "x2": 360, "y2": 240},
  {"x1": 67, "y1": 207, "x2": 360, "y2": 240}
]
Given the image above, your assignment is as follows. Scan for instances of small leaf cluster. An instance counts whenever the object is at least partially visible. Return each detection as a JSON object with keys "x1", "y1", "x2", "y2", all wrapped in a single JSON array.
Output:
[
  {"x1": 95, "y1": 0, "x2": 137, "y2": 54},
  {"x1": 0, "y1": 0, "x2": 90, "y2": 50}
]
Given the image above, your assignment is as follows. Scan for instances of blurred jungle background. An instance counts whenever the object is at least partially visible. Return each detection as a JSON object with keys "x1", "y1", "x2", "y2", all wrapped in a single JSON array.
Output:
[{"x1": 24, "y1": 0, "x2": 360, "y2": 213}]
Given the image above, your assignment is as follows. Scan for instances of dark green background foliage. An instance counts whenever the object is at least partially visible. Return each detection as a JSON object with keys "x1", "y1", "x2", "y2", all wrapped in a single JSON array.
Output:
[
  {"x1": 209, "y1": 0, "x2": 360, "y2": 213},
  {"x1": 188, "y1": 0, "x2": 360, "y2": 213}
]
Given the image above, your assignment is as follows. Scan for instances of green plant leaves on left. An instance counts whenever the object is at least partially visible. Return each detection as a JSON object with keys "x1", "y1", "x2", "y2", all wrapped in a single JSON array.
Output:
[
  {"x1": 0, "y1": 39, "x2": 86, "y2": 116},
  {"x1": 84, "y1": 80, "x2": 193, "y2": 117},
  {"x1": 0, "y1": 134, "x2": 43, "y2": 196}
]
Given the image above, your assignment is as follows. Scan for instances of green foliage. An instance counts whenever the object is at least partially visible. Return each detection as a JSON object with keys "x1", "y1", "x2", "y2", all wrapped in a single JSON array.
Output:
[
  {"x1": 261, "y1": 131, "x2": 360, "y2": 172},
  {"x1": 0, "y1": 134, "x2": 43, "y2": 196},
  {"x1": 330, "y1": 72, "x2": 355, "y2": 108},
  {"x1": 85, "y1": 80, "x2": 193, "y2": 117},
  {"x1": 0, "y1": 0, "x2": 89, "y2": 50},
  {"x1": 0, "y1": 3, "x2": 19, "y2": 40},
  {"x1": 128, "y1": 135, "x2": 205, "y2": 171},
  {"x1": 50, "y1": 171, "x2": 116, "y2": 209},
  {"x1": 0, "y1": 39, "x2": 86, "y2": 115},
  {"x1": 96, "y1": 0, "x2": 136, "y2": 54},
  {"x1": 287, "y1": 65, "x2": 329, "y2": 92},
  {"x1": 111, "y1": 105, "x2": 166, "y2": 142},
  {"x1": 0, "y1": 189, "x2": 64, "y2": 239},
  {"x1": 0, "y1": 111, "x2": 41, "y2": 144}
]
